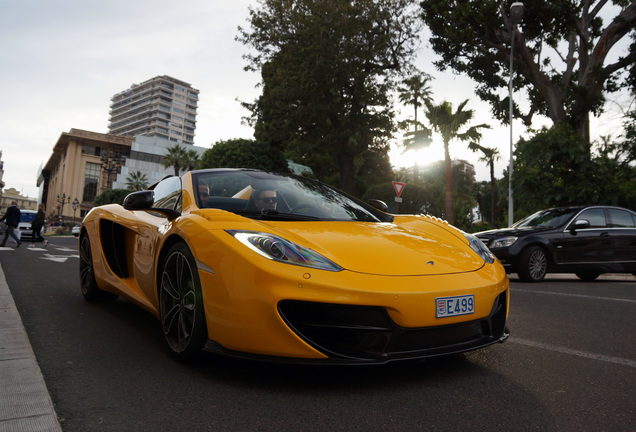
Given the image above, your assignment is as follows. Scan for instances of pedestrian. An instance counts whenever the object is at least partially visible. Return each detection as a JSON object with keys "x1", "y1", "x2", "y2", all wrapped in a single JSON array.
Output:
[
  {"x1": 0, "y1": 200, "x2": 22, "y2": 248},
  {"x1": 30, "y1": 203, "x2": 47, "y2": 247}
]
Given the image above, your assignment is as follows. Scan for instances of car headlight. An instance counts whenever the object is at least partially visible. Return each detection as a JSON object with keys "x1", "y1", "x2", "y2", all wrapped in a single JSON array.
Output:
[
  {"x1": 488, "y1": 236, "x2": 517, "y2": 249},
  {"x1": 227, "y1": 230, "x2": 343, "y2": 272},
  {"x1": 463, "y1": 232, "x2": 495, "y2": 264}
]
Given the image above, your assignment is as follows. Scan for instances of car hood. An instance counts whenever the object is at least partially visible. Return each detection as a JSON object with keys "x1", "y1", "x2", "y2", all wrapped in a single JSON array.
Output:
[
  {"x1": 258, "y1": 217, "x2": 485, "y2": 276},
  {"x1": 476, "y1": 226, "x2": 555, "y2": 238}
]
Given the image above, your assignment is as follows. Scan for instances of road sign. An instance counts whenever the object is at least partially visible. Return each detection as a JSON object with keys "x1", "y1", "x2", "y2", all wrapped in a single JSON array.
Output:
[{"x1": 392, "y1": 181, "x2": 405, "y2": 197}]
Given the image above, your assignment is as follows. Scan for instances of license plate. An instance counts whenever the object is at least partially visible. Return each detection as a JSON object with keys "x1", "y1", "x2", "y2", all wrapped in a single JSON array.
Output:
[{"x1": 436, "y1": 294, "x2": 475, "y2": 318}]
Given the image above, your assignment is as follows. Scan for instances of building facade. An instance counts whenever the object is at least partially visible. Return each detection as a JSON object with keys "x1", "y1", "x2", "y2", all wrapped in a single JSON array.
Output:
[
  {"x1": 112, "y1": 135, "x2": 206, "y2": 189},
  {"x1": 38, "y1": 129, "x2": 134, "y2": 223},
  {"x1": 1, "y1": 188, "x2": 37, "y2": 212},
  {"x1": 108, "y1": 75, "x2": 199, "y2": 146},
  {"x1": 38, "y1": 129, "x2": 207, "y2": 223}
]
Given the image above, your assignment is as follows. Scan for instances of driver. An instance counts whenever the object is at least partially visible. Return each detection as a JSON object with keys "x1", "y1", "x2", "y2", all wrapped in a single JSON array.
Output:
[
  {"x1": 198, "y1": 181, "x2": 210, "y2": 207},
  {"x1": 252, "y1": 189, "x2": 277, "y2": 211}
]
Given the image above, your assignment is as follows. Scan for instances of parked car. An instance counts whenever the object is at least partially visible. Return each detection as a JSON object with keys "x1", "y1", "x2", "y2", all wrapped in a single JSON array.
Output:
[
  {"x1": 80, "y1": 168, "x2": 509, "y2": 364},
  {"x1": 72, "y1": 224, "x2": 81, "y2": 237},
  {"x1": 476, "y1": 206, "x2": 636, "y2": 282}
]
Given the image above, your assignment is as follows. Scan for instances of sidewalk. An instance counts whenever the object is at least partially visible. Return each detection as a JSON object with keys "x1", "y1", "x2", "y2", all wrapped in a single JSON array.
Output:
[{"x1": 0, "y1": 263, "x2": 62, "y2": 432}]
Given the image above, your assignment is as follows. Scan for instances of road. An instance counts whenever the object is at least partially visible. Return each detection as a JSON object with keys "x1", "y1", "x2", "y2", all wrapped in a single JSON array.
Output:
[{"x1": 1, "y1": 236, "x2": 635, "y2": 431}]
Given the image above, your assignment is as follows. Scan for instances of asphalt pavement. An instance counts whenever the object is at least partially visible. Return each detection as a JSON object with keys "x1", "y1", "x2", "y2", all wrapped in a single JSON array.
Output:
[{"x1": 0, "y1": 238, "x2": 634, "y2": 432}]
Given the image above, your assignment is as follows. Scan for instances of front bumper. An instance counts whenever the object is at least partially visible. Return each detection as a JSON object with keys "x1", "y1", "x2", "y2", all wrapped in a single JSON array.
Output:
[{"x1": 204, "y1": 290, "x2": 509, "y2": 365}]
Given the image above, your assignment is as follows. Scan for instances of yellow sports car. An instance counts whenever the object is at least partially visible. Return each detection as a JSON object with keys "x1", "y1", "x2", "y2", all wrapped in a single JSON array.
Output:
[{"x1": 80, "y1": 169, "x2": 509, "y2": 364}]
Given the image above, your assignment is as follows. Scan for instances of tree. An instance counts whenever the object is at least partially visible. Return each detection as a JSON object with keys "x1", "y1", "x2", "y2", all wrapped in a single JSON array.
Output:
[
  {"x1": 125, "y1": 170, "x2": 149, "y2": 191},
  {"x1": 199, "y1": 139, "x2": 289, "y2": 172},
  {"x1": 238, "y1": 0, "x2": 422, "y2": 195},
  {"x1": 515, "y1": 119, "x2": 636, "y2": 213},
  {"x1": 420, "y1": 1, "x2": 636, "y2": 145},
  {"x1": 468, "y1": 143, "x2": 500, "y2": 226},
  {"x1": 161, "y1": 144, "x2": 188, "y2": 176},
  {"x1": 424, "y1": 99, "x2": 489, "y2": 224},
  {"x1": 397, "y1": 71, "x2": 434, "y2": 180},
  {"x1": 93, "y1": 189, "x2": 130, "y2": 206},
  {"x1": 184, "y1": 149, "x2": 200, "y2": 171},
  {"x1": 514, "y1": 122, "x2": 595, "y2": 211}
]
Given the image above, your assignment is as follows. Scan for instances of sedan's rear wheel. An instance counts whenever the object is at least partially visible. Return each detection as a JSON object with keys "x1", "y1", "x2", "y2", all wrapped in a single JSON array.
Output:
[
  {"x1": 159, "y1": 242, "x2": 207, "y2": 362},
  {"x1": 518, "y1": 245, "x2": 548, "y2": 282},
  {"x1": 79, "y1": 233, "x2": 118, "y2": 301}
]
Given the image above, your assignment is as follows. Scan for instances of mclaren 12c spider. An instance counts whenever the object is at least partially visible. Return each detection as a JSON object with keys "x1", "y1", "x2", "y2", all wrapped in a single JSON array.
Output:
[{"x1": 80, "y1": 169, "x2": 509, "y2": 364}]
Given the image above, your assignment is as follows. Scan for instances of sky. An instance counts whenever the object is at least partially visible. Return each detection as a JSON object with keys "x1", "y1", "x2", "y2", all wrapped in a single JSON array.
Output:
[{"x1": 0, "y1": 0, "x2": 631, "y2": 199}]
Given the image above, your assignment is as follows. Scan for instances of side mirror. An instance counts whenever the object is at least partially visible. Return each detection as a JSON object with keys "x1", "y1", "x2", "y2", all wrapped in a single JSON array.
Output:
[
  {"x1": 367, "y1": 199, "x2": 389, "y2": 212},
  {"x1": 123, "y1": 191, "x2": 180, "y2": 220},
  {"x1": 123, "y1": 191, "x2": 154, "y2": 210},
  {"x1": 570, "y1": 219, "x2": 590, "y2": 231}
]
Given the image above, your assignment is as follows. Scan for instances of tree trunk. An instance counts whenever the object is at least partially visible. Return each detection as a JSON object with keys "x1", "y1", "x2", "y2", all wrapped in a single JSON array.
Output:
[
  {"x1": 444, "y1": 140, "x2": 454, "y2": 225},
  {"x1": 338, "y1": 154, "x2": 357, "y2": 196}
]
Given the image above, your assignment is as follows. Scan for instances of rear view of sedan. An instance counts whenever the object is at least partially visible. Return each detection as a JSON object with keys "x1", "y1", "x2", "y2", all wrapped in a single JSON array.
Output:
[{"x1": 476, "y1": 206, "x2": 636, "y2": 282}]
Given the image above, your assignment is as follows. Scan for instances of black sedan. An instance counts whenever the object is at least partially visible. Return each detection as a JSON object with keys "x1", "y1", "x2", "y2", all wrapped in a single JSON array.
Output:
[{"x1": 475, "y1": 206, "x2": 636, "y2": 282}]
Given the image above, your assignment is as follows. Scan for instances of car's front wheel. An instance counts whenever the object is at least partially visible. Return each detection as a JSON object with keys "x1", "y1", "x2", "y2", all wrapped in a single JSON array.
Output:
[
  {"x1": 517, "y1": 245, "x2": 548, "y2": 282},
  {"x1": 159, "y1": 242, "x2": 207, "y2": 362},
  {"x1": 79, "y1": 233, "x2": 118, "y2": 301}
]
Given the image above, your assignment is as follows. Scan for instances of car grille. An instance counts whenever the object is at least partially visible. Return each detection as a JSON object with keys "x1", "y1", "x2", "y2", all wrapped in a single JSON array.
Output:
[{"x1": 278, "y1": 291, "x2": 508, "y2": 363}]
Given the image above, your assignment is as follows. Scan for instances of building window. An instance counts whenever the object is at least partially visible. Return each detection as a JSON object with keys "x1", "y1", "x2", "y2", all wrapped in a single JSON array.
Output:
[
  {"x1": 82, "y1": 162, "x2": 101, "y2": 202},
  {"x1": 82, "y1": 146, "x2": 102, "y2": 156}
]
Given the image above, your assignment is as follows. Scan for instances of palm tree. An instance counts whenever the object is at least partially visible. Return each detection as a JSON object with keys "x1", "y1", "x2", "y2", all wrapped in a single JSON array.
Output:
[
  {"x1": 468, "y1": 143, "x2": 500, "y2": 226},
  {"x1": 397, "y1": 72, "x2": 433, "y2": 181},
  {"x1": 161, "y1": 145, "x2": 188, "y2": 176},
  {"x1": 125, "y1": 170, "x2": 149, "y2": 191},
  {"x1": 425, "y1": 99, "x2": 490, "y2": 225},
  {"x1": 184, "y1": 149, "x2": 200, "y2": 171}
]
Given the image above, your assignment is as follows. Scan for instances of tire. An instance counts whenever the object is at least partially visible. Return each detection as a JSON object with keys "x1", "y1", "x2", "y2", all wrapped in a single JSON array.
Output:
[
  {"x1": 517, "y1": 245, "x2": 548, "y2": 282},
  {"x1": 79, "y1": 234, "x2": 118, "y2": 301},
  {"x1": 159, "y1": 242, "x2": 208, "y2": 362},
  {"x1": 575, "y1": 271, "x2": 600, "y2": 281}
]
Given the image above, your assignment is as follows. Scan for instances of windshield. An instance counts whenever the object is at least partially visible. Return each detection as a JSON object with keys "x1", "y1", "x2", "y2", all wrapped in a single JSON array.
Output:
[
  {"x1": 20, "y1": 212, "x2": 36, "y2": 223},
  {"x1": 512, "y1": 208, "x2": 580, "y2": 228},
  {"x1": 193, "y1": 170, "x2": 391, "y2": 222}
]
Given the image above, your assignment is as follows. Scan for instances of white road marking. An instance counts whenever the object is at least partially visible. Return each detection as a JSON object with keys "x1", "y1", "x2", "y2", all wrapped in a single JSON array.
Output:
[
  {"x1": 510, "y1": 338, "x2": 636, "y2": 368},
  {"x1": 40, "y1": 253, "x2": 79, "y2": 262},
  {"x1": 513, "y1": 288, "x2": 636, "y2": 304}
]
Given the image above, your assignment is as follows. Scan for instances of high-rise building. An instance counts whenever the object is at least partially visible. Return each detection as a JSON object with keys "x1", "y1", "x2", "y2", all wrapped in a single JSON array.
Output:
[{"x1": 108, "y1": 75, "x2": 199, "y2": 145}]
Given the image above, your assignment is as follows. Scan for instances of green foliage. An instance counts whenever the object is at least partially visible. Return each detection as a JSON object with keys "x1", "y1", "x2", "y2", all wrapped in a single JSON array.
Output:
[
  {"x1": 514, "y1": 122, "x2": 636, "y2": 213},
  {"x1": 364, "y1": 160, "x2": 478, "y2": 231},
  {"x1": 420, "y1": 0, "x2": 636, "y2": 142},
  {"x1": 94, "y1": 189, "x2": 130, "y2": 206},
  {"x1": 424, "y1": 99, "x2": 489, "y2": 224},
  {"x1": 238, "y1": 0, "x2": 422, "y2": 195},
  {"x1": 161, "y1": 145, "x2": 189, "y2": 176},
  {"x1": 514, "y1": 123, "x2": 592, "y2": 211},
  {"x1": 125, "y1": 170, "x2": 149, "y2": 191},
  {"x1": 199, "y1": 139, "x2": 289, "y2": 172}
]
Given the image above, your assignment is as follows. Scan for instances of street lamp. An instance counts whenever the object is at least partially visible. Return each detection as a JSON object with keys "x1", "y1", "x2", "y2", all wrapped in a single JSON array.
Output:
[
  {"x1": 508, "y1": 2, "x2": 524, "y2": 227},
  {"x1": 72, "y1": 198, "x2": 80, "y2": 223},
  {"x1": 100, "y1": 152, "x2": 123, "y2": 190},
  {"x1": 57, "y1": 193, "x2": 70, "y2": 222}
]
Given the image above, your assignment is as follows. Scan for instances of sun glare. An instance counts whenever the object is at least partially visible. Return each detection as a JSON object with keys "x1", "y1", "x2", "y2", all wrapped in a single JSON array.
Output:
[{"x1": 390, "y1": 139, "x2": 447, "y2": 170}]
